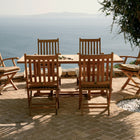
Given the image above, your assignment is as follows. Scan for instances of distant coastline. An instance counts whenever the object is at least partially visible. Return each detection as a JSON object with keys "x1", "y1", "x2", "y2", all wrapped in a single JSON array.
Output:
[{"x1": 0, "y1": 12, "x2": 139, "y2": 72}]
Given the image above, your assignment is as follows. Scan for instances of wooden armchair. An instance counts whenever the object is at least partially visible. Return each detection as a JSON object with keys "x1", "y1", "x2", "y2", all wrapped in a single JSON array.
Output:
[
  {"x1": 79, "y1": 53, "x2": 113, "y2": 115},
  {"x1": 24, "y1": 54, "x2": 60, "y2": 115},
  {"x1": 120, "y1": 51, "x2": 140, "y2": 64},
  {"x1": 76, "y1": 38, "x2": 102, "y2": 85},
  {"x1": 119, "y1": 51, "x2": 140, "y2": 94},
  {"x1": 0, "y1": 54, "x2": 20, "y2": 94}
]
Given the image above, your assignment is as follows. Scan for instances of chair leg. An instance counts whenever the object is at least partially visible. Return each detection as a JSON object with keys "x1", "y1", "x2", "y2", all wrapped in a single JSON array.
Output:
[
  {"x1": 136, "y1": 88, "x2": 140, "y2": 95},
  {"x1": 79, "y1": 89, "x2": 82, "y2": 109},
  {"x1": 81, "y1": 93, "x2": 83, "y2": 115},
  {"x1": 59, "y1": 78, "x2": 61, "y2": 85},
  {"x1": 121, "y1": 77, "x2": 131, "y2": 90},
  {"x1": 55, "y1": 89, "x2": 60, "y2": 115},
  {"x1": 2, "y1": 73, "x2": 18, "y2": 90},
  {"x1": 107, "y1": 90, "x2": 111, "y2": 116},
  {"x1": 9, "y1": 79, "x2": 18, "y2": 90},
  {"x1": 49, "y1": 90, "x2": 53, "y2": 97},
  {"x1": 28, "y1": 91, "x2": 32, "y2": 116},
  {"x1": 121, "y1": 73, "x2": 140, "y2": 95},
  {"x1": 88, "y1": 90, "x2": 91, "y2": 100},
  {"x1": 77, "y1": 77, "x2": 79, "y2": 85},
  {"x1": 27, "y1": 90, "x2": 30, "y2": 108}
]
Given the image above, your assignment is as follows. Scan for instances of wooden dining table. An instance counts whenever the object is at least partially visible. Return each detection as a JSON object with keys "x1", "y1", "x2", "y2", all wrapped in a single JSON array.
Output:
[{"x1": 17, "y1": 54, "x2": 123, "y2": 64}]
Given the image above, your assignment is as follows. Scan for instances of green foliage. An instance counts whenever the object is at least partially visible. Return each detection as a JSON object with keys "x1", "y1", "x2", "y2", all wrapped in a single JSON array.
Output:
[
  {"x1": 129, "y1": 60, "x2": 136, "y2": 64},
  {"x1": 113, "y1": 64, "x2": 120, "y2": 68},
  {"x1": 100, "y1": 0, "x2": 140, "y2": 48}
]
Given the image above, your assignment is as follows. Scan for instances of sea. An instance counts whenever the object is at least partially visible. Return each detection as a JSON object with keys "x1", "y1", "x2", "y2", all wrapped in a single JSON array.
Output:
[{"x1": 0, "y1": 13, "x2": 139, "y2": 72}]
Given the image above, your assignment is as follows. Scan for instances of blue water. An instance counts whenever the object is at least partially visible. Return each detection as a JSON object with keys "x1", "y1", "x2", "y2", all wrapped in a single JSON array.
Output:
[{"x1": 0, "y1": 14, "x2": 139, "y2": 71}]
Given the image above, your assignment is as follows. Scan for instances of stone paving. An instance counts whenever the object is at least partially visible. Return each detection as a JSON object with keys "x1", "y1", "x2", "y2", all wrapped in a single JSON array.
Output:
[{"x1": 0, "y1": 77, "x2": 140, "y2": 140}]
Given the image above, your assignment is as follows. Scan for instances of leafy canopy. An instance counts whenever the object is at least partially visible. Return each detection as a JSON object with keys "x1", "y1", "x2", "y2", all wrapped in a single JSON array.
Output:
[{"x1": 100, "y1": 0, "x2": 140, "y2": 48}]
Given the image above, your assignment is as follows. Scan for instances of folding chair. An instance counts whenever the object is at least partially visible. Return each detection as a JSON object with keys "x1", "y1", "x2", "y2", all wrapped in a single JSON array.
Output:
[
  {"x1": 79, "y1": 53, "x2": 113, "y2": 115},
  {"x1": 119, "y1": 51, "x2": 140, "y2": 94},
  {"x1": 24, "y1": 54, "x2": 60, "y2": 115},
  {"x1": 120, "y1": 51, "x2": 140, "y2": 64},
  {"x1": 0, "y1": 54, "x2": 20, "y2": 94},
  {"x1": 119, "y1": 64, "x2": 140, "y2": 94}
]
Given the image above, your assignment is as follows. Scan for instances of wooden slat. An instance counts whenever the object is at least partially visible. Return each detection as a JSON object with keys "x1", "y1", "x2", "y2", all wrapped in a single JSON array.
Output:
[
  {"x1": 43, "y1": 59, "x2": 46, "y2": 83},
  {"x1": 83, "y1": 58, "x2": 86, "y2": 81},
  {"x1": 29, "y1": 59, "x2": 32, "y2": 82},
  {"x1": 55, "y1": 41, "x2": 57, "y2": 55},
  {"x1": 46, "y1": 42, "x2": 48, "y2": 55},
  {"x1": 47, "y1": 59, "x2": 50, "y2": 82},
  {"x1": 96, "y1": 41, "x2": 98, "y2": 54},
  {"x1": 40, "y1": 42, "x2": 42, "y2": 55},
  {"x1": 91, "y1": 42, "x2": 92, "y2": 55},
  {"x1": 94, "y1": 41, "x2": 95, "y2": 54},
  {"x1": 87, "y1": 59, "x2": 90, "y2": 82},
  {"x1": 82, "y1": 41, "x2": 84, "y2": 55},
  {"x1": 101, "y1": 58, "x2": 104, "y2": 81},
  {"x1": 57, "y1": 38, "x2": 59, "y2": 53},
  {"x1": 85, "y1": 41, "x2": 86, "y2": 54},
  {"x1": 43, "y1": 42, "x2": 45, "y2": 55},
  {"x1": 92, "y1": 59, "x2": 95, "y2": 82},
  {"x1": 38, "y1": 59, "x2": 41, "y2": 82},
  {"x1": 49, "y1": 42, "x2": 51, "y2": 55},
  {"x1": 33, "y1": 60, "x2": 37, "y2": 83},
  {"x1": 106, "y1": 58, "x2": 109, "y2": 81},
  {"x1": 52, "y1": 59, "x2": 55, "y2": 82}
]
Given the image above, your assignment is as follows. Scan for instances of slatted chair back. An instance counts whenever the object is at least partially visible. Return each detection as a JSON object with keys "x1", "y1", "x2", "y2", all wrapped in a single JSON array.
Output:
[
  {"x1": 79, "y1": 53, "x2": 113, "y2": 86},
  {"x1": 25, "y1": 54, "x2": 59, "y2": 88},
  {"x1": 38, "y1": 38, "x2": 59, "y2": 55},
  {"x1": 79, "y1": 38, "x2": 101, "y2": 55}
]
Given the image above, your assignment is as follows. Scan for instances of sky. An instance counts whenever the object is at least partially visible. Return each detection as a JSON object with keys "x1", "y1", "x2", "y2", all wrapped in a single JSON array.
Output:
[{"x1": 0, "y1": 0, "x2": 102, "y2": 16}]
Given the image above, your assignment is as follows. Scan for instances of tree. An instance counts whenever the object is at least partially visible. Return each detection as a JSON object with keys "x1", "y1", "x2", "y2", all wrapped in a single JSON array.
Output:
[{"x1": 100, "y1": 0, "x2": 140, "y2": 48}]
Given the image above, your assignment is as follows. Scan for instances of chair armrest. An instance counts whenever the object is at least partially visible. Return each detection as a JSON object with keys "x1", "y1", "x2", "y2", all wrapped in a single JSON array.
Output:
[
  {"x1": 3, "y1": 57, "x2": 19, "y2": 66},
  {"x1": 120, "y1": 55, "x2": 137, "y2": 64}
]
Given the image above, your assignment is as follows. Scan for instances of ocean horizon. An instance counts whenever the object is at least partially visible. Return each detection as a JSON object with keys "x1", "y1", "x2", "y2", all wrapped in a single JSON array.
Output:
[{"x1": 0, "y1": 13, "x2": 139, "y2": 71}]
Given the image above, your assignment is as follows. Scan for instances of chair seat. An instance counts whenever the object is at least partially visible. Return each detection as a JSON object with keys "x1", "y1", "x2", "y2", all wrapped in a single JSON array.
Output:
[
  {"x1": 28, "y1": 82, "x2": 58, "y2": 90},
  {"x1": 81, "y1": 81, "x2": 110, "y2": 89},
  {"x1": 119, "y1": 64, "x2": 140, "y2": 72},
  {"x1": 0, "y1": 66, "x2": 20, "y2": 74}
]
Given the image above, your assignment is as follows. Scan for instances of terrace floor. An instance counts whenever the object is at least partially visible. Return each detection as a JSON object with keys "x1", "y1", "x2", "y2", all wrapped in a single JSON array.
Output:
[{"x1": 0, "y1": 77, "x2": 140, "y2": 140}]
